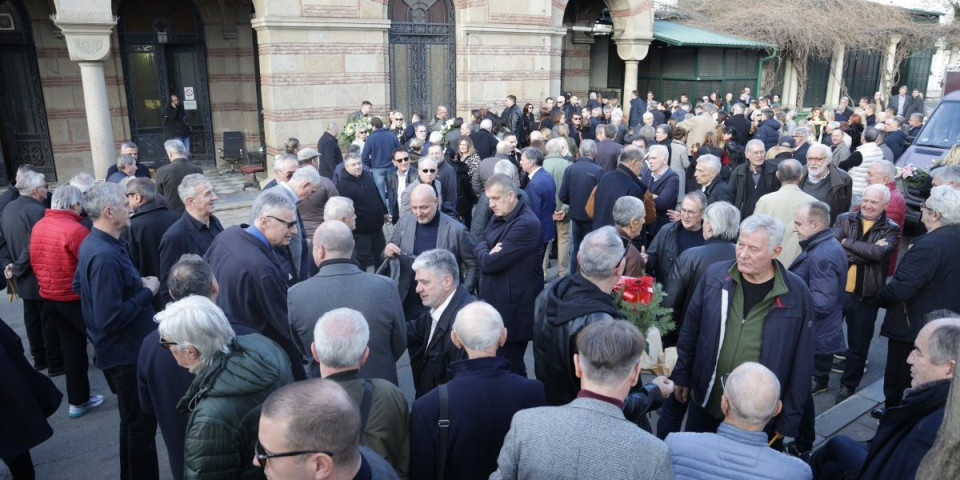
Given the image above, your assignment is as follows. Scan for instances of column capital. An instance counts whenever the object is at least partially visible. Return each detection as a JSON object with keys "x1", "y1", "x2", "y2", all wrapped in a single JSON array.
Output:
[
  {"x1": 613, "y1": 38, "x2": 650, "y2": 62},
  {"x1": 53, "y1": 19, "x2": 116, "y2": 62}
]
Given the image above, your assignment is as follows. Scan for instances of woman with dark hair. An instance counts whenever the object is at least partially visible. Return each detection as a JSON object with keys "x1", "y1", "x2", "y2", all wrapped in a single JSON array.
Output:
[
  {"x1": 453, "y1": 136, "x2": 481, "y2": 226},
  {"x1": 521, "y1": 103, "x2": 535, "y2": 145},
  {"x1": 846, "y1": 113, "x2": 864, "y2": 150},
  {"x1": 720, "y1": 126, "x2": 745, "y2": 181}
]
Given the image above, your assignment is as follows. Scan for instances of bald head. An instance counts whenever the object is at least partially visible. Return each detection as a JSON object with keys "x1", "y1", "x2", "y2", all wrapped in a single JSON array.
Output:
[
  {"x1": 722, "y1": 362, "x2": 781, "y2": 429},
  {"x1": 313, "y1": 220, "x2": 355, "y2": 259},
  {"x1": 410, "y1": 183, "x2": 439, "y2": 224}
]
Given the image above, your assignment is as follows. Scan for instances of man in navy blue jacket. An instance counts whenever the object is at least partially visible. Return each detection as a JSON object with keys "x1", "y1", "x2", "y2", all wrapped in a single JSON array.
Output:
[
  {"x1": 559, "y1": 139, "x2": 604, "y2": 272},
  {"x1": 410, "y1": 301, "x2": 546, "y2": 480},
  {"x1": 671, "y1": 214, "x2": 814, "y2": 442},
  {"x1": 361, "y1": 117, "x2": 402, "y2": 207},
  {"x1": 518, "y1": 147, "x2": 556, "y2": 268},
  {"x1": 475, "y1": 174, "x2": 542, "y2": 376},
  {"x1": 73, "y1": 182, "x2": 160, "y2": 480}
]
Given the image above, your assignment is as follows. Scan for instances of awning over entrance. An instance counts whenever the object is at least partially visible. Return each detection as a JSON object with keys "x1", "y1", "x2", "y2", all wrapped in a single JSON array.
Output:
[{"x1": 654, "y1": 20, "x2": 772, "y2": 50}]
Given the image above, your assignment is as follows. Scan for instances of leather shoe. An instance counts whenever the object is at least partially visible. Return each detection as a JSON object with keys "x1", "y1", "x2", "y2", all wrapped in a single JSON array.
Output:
[{"x1": 870, "y1": 407, "x2": 885, "y2": 419}]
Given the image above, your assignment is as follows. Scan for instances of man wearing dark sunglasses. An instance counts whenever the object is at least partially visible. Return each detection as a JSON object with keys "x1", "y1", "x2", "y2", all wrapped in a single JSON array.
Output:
[
  {"x1": 256, "y1": 379, "x2": 399, "y2": 479},
  {"x1": 386, "y1": 148, "x2": 417, "y2": 223}
]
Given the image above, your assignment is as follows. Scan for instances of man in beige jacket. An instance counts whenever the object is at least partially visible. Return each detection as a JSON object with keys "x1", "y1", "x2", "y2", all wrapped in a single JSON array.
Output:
[{"x1": 754, "y1": 159, "x2": 818, "y2": 267}]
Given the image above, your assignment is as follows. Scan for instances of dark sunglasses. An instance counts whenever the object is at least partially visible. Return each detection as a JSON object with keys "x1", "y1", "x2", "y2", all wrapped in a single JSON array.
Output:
[
  {"x1": 421, "y1": 168, "x2": 437, "y2": 173},
  {"x1": 267, "y1": 215, "x2": 298, "y2": 229},
  {"x1": 394, "y1": 157, "x2": 411, "y2": 163},
  {"x1": 254, "y1": 440, "x2": 331, "y2": 468}
]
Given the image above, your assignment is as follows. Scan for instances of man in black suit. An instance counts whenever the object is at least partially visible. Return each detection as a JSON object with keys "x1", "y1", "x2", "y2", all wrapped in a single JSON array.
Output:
[
  {"x1": 906, "y1": 113, "x2": 923, "y2": 145},
  {"x1": 593, "y1": 124, "x2": 624, "y2": 171},
  {"x1": 105, "y1": 141, "x2": 152, "y2": 179},
  {"x1": 884, "y1": 117, "x2": 908, "y2": 161},
  {"x1": 158, "y1": 173, "x2": 223, "y2": 305},
  {"x1": 386, "y1": 148, "x2": 417, "y2": 223},
  {"x1": 155, "y1": 139, "x2": 202, "y2": 212},
  {"x1": 470, "y1": 119, "x2": 499, "y2": 160},
  {"x1": 316, "y1": 122, "x2": 343, "y2": 180},
  {"x1": 123, "y1": 178, "x2": 179, "y2": 310},
  {"x1": 407, "y1": 248, "x2": 475, "y2": 397},
  {"x1": 693, "y1": 155, "x2": 733, "y2": 205}
]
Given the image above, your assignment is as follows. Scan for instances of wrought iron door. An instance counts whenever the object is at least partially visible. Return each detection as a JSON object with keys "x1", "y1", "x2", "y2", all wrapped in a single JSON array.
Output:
[
  {"x1": 389, "y1": 0, "x2": 456, "y2": 119},
  {"x1": 118, "y1": 0, "x2": 215, "y2": 167},
  {"x1": 0, "y1": 0, "x2": 56, "y2": 184}
]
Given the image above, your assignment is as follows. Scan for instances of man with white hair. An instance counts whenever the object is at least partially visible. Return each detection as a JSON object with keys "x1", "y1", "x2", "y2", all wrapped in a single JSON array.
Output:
[
  {"x1": 864, "y1": 159, "x2": 905, "y2": 275},
  {"x1": 693, "y1": 154, "x2": 733, "y2": 205},
  {"x1": 323, "y1": 196, "x2": 357, "y2": 230},
  {"x1": 158, "y1": 174, "x2": 223, "y2": 303},
  {"x1": 668, "y1": 363, "x2": 813, "y2": 479},
  {"x1": 642, "y1": 144, "x2": 681, "y2": 239},
  {"x1": 542, "y1": 138, "x2": 573, "y2": 277},
  {"x1": 799, "y1": 142, "x2": 852, "y2": 225},
  {"x1": 426, "y1": 143, "x2": 458, "y2": 212},
  {"x1": 753, "y1": 159, "x2": 818, "y2": 267},
  {"x1": 931, "y1": 163, "x2": 960, "y2": 189},
  {"x1": 428, "y1": 105, "x2": 448, "y2": 132},
  {"x1": 155, "y1": 139, "x2": 202, "y2": 212},
  {"x1": 316, "y1": 122, "x2": 343, "y2": 179},
  {"x1": 408, "y1": 248, "x2": 476, "y2": 397},
  {"x1": 263, "y1": 154, "x2": 298, "y2": 192},
  {"x1": 269, "y1": 165, "x2": 322, "y2": 282},
  {"x1": 875, "y1": 185, "x2": 960, "y2": 412},
  {"x1": 559, "y1": 139, "x2": 603, "y2": 271},
  {"x1": 671, "y1": 214, "x2": 814, "y2": 441},
  {"x1": 470, "y1": 118, "x2": 498, "y2": 159},
  {"x1": 311, "y1": 308, "x2": 409, "y2": 477},
  {"x1": 411, "y1": 302, "x2": 545, "y2": 479},
  {"x1": 729, "y1": 140, "x2": 780, "y2": 218},
  {"x1": 204, "y1": 188, "x2": 306, "y2": 380}
]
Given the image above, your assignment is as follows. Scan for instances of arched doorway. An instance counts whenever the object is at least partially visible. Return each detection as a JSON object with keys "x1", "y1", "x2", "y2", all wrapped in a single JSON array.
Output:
[
  {"x1": 388, "y1": 0, "x2": 455, "y2": 119},
  {"x1": 118, "y1": 0, "x2": 215, "y2": 167},
  {"x1": 0, "y1": 0, "x2": 55, "y2": 183}
]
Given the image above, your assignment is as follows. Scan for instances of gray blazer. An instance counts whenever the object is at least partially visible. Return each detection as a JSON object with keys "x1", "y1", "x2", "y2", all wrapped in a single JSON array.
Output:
[
  {"x1": 287, "y1": 260, "x2": 407, "y2": 384},
  {"x1": 490, "y1": 398, "x2": 674, "y2": 480},
  {"x1": 388, "y1": 212, "x2": 478, "y2": 298}
]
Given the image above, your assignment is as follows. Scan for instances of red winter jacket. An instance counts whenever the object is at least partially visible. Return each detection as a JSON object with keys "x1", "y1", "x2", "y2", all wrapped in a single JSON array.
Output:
[{"x1": 29, "y1": 209, "x2": 89, "y2": 301}]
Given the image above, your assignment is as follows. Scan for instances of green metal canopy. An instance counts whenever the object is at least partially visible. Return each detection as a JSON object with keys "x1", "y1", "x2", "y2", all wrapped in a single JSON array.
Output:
[{"x1": 654, "y1": 21, "x2": 773, "y2": 50}]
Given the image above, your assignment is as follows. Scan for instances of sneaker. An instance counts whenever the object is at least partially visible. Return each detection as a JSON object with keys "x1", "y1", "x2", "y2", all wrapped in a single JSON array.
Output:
[
  {"x1": 784, "y1": 442, "x2": 811, "y2": 461},
  {"x1": 69, "y1": 395, "x2": 104, "y2": 418},
  {"x1": 835, "y1": 385, "x2": 854, "y2": 404},
  {"x1": 811, "y1": 379, "x2": 829, "y2": 396},
  {"x1": 831, "y1": 359, "x2": 846, "y2": 374},
  {"x1": 833, "y1": 353, "x2": 846, "y2": 361}
]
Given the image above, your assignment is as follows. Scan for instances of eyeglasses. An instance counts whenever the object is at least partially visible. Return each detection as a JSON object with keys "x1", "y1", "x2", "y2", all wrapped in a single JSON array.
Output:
[
  {"x1": 159, "y1": 336, "x2": 178, "y2": 350},
  {"x1": 421, "y1": 168, "x2": 437, "y2": 173},
  {"x1": 267, "y1": 215, "x2": 298, "y2": 229},
  {"x1": 279, "y1": 170, "x2": 296, "y2": 180},
  {"x1": 807, "y1": 156, "x2": 828, "y2": 161},
  {"x1": 720, "y1": 373, "x2": 731, "y2": 390},
  {"x1": 394, "y1": 156, "x2": 410, "y2": 163},
  {"x1": 679, "y1": 208, "x2": 700, "y2": 216},
  {"x1": 254, "y1": 440, "x2": 331, "y2": 468}
]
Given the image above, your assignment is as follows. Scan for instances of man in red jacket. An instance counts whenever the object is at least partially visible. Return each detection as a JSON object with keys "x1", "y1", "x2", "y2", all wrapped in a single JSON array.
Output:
[{"x1": 29, "y1": 184, "x2": 104, "y2": 418}]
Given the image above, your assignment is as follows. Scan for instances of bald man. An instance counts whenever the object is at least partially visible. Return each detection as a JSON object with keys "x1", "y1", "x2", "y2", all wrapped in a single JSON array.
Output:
[{"x1": 384, "y1": 184, "x2": 477, "y2": 322}]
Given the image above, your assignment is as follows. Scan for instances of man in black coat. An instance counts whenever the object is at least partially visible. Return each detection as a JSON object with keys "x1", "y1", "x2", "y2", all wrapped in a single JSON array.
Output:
[
  {"x1": 593, "y1": 125, "x2": 623, "y2": 171},
  {"x1": 724, "y1": 103, "x2": 751, "y2": 146},
  {"x1": 501, "y1": 95, "x2": 524, "y2": 141},
  {"x1": 628, "y1": 90, "x2": 647, "y2": 128},
  {"x1": 158, "y1": 174, "x2": 223, "y2": 306},
  {"x1": 316, "y1": 122, "x2": 343, "y2": 180},
  {"x1": 559, "y1": 139, "x2": 604, "y2": 272},
  {"x1": 883, "y1": 117, "x2": 908, "y2": 161},
  {"x1": 155, "y1": 139, "x2": 202, "y2": 213},
  {"x1": 407, "y1": 249, "x2": 475, "y2": 397},
  {"x1": 694, "y1": 155, "x2": 733, "y2": 205},
  {"x1": 729, "y1": 140, "x2": 781, "y2": 218},
  {"x1": 337, "y1": 153, "x2": 389, "y2": 271},
  {"x1": 385, "y1": 148, "x2": 417, "y2": 223},
  {"x1": 470, "y1": 119, "x2": 499, "y2": 160},
  {"x1": 411, "y1": 301, "x2": 545, "y2": 480},
  {"x1": 122, "y1": 178, "x2": 179, "y2": 311},
  {"x1": 203, "y1": 189, "x2": 306, "y2": 380},
  {"x1": 0, "y1": 171, "x2": 60, "y2": 372},
  {"x1": 475, "y1": 174, "x2": 542, "y2": 376},
  {"x1": 592, "y1": 145, "x2": 647, "y2": 230},
  {"x1": 105, "y1": 141, "x2": 152, "y2": 180},
  {"x1": 876, "y1": 185, "x2": 960, "y2": 409}
]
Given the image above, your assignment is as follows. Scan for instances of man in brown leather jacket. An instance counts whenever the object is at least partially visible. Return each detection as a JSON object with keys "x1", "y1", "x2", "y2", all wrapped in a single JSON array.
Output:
[{"x1": 830, "y1": 184, "x2": 901, "y2": 403}]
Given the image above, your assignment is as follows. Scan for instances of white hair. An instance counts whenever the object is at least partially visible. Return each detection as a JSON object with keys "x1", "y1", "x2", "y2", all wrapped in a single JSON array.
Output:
[
  {"x1": 313, "y1": 308, "x2": 369, "y2": 368},
  {"x1": 289, "y1": 165, "x2": 321, "y2": 187},
  {"x1": 739, "y1": 214, "x2": 785, "y2": 252},
  {"x1": 927, "y1": 185, "x2": 960, "y2": 226},
  {"x1": 155, "y1": 295, "x2": 236, "y2": 374},
  {"x1": 703, "y1": 201, "x2": 740, "y2": 241},
  {"x1": 480, "y1": 119, "x2": 493, "y2": 131},
  {"x1": 452, "y1": 302, "x2": 504, "y2": 351}
]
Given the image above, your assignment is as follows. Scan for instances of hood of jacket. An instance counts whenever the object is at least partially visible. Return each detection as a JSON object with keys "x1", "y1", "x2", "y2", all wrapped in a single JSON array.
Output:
[{"x1": 545, "y1": 273, "x2": 620, "y2": 326}]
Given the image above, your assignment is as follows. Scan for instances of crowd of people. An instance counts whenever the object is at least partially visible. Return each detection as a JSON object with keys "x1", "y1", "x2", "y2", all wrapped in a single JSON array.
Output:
[{"x1": 2, "y1": 83, "x2": 960, "y2": 480}]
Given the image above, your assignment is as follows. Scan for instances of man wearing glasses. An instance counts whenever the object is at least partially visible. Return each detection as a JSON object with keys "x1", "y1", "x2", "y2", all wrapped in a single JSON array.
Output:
[
  {"x1": 256, "y1": 379, "x2": 400, "y2": 479},
  {"x1": 729, "y1": 140, "x2": 781, "y2": 219},
  {"x1": 385, "y1": 148, "x2": 416, "y2": 223},
  {"x1": 799, "y1": 143, "x2": 852, "y2": 225},
  {"x1": 204, "y1": 189, "x2": 307, "y2": 380},
  {"x1": 263, "y1": 153, "x2": 299, "y2": 191}
]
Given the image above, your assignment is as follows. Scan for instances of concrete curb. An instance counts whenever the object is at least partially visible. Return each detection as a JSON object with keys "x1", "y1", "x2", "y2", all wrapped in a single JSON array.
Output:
[{"x1": 812, "y1": 378, "x2": 884, "y2": 449}]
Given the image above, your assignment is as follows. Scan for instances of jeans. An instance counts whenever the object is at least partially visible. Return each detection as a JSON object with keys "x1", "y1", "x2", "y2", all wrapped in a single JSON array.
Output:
[
  {"x1": 43, "y1": 300, "x2": 91, "y2": 406},
  {"x1": 809, "y1": 436, "x2": 868, "y2": 480},
  {"x1": 884, "y1": 339, "x2": 913, "y2": 408},
  {"x1": 498, "y1": 341, "x2": 528, "y2": 377},
  {"x1": 23, "y1": 299, "x2": 61, "y2": 370},
  {"x1": 655, "y1": 394, "x2": 686, "y2": 439},
  {"x1": 178, "y1": 136, "x2": 190, "y2": 153},
  {"x1": 104, "y1": 364, "x2": 159, "y2": 480},
  {"x1": 569, "y1": 219, "x2": 592, "y2": 273},
  {"x1": 372, "y1": 166, "x2": 396, "y2": 212},
  {"x1": 813, "y1": 353, "x2": 833, "y2": 385},
  {"x1": 840, "y1": 293, "x2": 879, "y2": 390}
]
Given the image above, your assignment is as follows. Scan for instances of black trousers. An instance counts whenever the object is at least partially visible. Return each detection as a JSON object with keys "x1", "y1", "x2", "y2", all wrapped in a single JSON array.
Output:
[
  {"x1": 3, "y1": 450, "x2": 34, "y2": 479},
  {"x1": 884, "y1": 338, "x2": 914, "y2": 408},
  {"x1": 497, "y1": 341, "x2": 528, "y2": 377},
  {"x1": 353, "y1": 231, "x2": 385, "y2": 271},
  {"x1": 840, "y1": 294, "x2": 879, "y2": 390},
  {"x1": 103, "y1": 364, "x2": 159, "y2": 480},
  {"x1": 42, "y1": 300, "x2": 91, "y2": 405},
  {"x1": 22, "y1": 298, "x2": 61, "y2": 370}
]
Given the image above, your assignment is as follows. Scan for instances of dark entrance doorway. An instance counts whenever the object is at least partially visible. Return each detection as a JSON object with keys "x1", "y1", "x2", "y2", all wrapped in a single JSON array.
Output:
[
  {"x1": 0, "y1": 0, "x2": 56, "y2": 184},
  {"x1": 118, "y1": 0, "x2": 215, "y2": 167},
  {"x1": 388, "y1": 0, "x2": 456, "y2": 120}
]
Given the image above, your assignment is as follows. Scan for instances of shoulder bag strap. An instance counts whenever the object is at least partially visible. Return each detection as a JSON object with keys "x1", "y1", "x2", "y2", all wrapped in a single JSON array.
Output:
[
  {"x1": 359, "y1": 380, "x2": 373, "y2": 433},
  {"x1": 436, "y1": 383, "x2": 450, "y2": 479}
]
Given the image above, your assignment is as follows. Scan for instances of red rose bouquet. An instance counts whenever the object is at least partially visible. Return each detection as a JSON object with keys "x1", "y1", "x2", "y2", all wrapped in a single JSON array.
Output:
[{"x1": 613, "y1": 275, "x2": 675, "y2": 337}]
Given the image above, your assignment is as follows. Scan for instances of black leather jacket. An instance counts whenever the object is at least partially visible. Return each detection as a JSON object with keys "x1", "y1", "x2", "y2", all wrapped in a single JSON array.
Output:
[
  {"x1": 664, "y1": 238, "x2": 737, "y2": 333},
  {"x1": 831, "y1": 211, "x2": 900, "y2": 299}
]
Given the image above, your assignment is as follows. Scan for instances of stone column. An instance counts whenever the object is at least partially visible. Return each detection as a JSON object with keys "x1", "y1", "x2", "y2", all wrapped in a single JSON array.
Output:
[
  {"x1": 826, "y1": 44, "x2": 846, "y2": 105},
  {"x1": 615, "y1": 38, "x2": 650, "y2": 122},
  {"x1": 948, "y1": 44, "x2": 960, "y2": 67},
  {"x1": 53, "y1": 16, "x2": 117, "y2": 179},
  {"x1": 879, "y1": 35, "x2": 903, "y2": 104},
  {"x1": 783, "y1": 60, "x2": 799, "y2": 109}
]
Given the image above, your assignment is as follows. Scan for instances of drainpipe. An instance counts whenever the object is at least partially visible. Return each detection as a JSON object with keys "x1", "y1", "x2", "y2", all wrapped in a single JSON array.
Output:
[{"x1": 757, "y1": 46, "x2": 779, "y2": 95}]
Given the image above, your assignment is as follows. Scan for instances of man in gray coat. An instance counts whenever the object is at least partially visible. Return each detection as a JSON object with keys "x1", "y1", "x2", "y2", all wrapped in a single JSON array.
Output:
[
  {"x1": 491, "y1": 319, "x2": 674, "y2": 479},
  {"x1": 384, "y1": 184, "x2": 477, "y2": 321},
  {"x1": 288, "y1": 220, "x2": 406, "y2": 384}
]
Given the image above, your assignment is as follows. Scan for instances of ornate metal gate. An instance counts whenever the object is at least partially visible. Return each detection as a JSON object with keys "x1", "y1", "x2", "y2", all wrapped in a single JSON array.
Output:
[
  {"x1": 388, "y1": 0, "x2": 456, "y2": 119},
  {"x1": 118, "y1": 0, "x2": 215, "y2": 167},
  {"x1": 0, "y1": 0, "x2": 56, "y2": 183}
]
